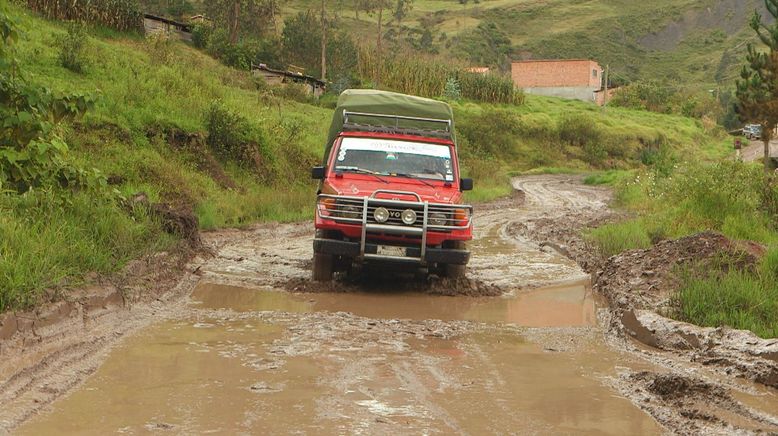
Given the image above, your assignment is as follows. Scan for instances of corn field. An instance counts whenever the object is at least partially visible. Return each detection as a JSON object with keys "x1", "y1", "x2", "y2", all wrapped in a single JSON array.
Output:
[
  {"x1": 27, "y1": 0, "x2": 143, "y2": 32},
  {"x1": 357, "y1": 46, "x2": 523, "y2": 105}
]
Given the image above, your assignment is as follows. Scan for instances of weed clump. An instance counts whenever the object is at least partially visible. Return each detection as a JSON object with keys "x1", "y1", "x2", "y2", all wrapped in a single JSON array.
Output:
[{"x1": 56, "y1": 21, "x2": 89, "y2": 73}]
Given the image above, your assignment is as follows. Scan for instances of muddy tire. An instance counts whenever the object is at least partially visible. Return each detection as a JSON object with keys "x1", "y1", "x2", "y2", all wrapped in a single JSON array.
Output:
[
  {"x1": 435, "y1": 241, "x2": 467, "y2": 279},
  {"x1": 444, "y1": 263, "x2": 466, "y2": 279},
  {"x1": 313, "y1": 230, "x2": 336, "y2": 281},
  {"x1": 312, "y1": 252, "x2": 334, "y2": 281}
]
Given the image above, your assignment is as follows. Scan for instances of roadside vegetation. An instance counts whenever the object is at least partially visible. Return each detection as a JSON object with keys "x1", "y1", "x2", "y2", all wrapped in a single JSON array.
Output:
[
  {"x1": 583, "y1": 2, "x2": 778, "y2": 338},
  {"x1": 587, "y1": 161, "x2": 778, "y2": 337},
  {"x1": 0, "y1": 2, "x2": 736, "y2": 313}
]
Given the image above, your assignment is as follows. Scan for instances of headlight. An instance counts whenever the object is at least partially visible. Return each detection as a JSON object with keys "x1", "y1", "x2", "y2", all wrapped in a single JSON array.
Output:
[
  {"x1": 373, "y1": 207, "x2": 389, "y2": 223},
  {"x1": 341, "y1": 205, "x2": 361, "y2": 218},
  {"x1": 401, "y1": 209, "x2": 417, "y2": 225},
  {"x1": 429, "y1": 212, "x2": 447, "y2": 226}
]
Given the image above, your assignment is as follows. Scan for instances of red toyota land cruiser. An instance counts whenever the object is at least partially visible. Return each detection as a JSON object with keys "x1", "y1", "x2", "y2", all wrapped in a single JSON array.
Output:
[{"x1": 311, "y1": 89, "x2": 474, "y2": 281}]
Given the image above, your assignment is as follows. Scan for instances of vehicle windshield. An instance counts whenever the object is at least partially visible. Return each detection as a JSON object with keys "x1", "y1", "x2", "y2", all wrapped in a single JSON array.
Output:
[{"x1": 334, "y1": 137, "x2": 455, "y2": 181}]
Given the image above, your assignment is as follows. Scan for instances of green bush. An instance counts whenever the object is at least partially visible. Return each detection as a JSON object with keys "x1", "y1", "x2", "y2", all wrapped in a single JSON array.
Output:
[
  {"x1": 559, "y1": 113, "x2": 601, "y2": 147},
  {"x1": 56, "y1": 21, "x2": 88, "y2": 73},
  {"x1": 191, "y1": 22, "x2": 212, "y2": 49},
  {"x1": 203, "y1": 100, "x2": 253, "y2": 160},
  {"x1": 457, "y1": 108, "x2": 521, "y2": 157},
  {"x1": 443, "y1": 77, "x2": 462, "y2": 101}
]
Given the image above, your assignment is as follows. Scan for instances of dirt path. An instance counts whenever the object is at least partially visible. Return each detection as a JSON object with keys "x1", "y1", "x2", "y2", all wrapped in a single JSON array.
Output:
[
  {"x1": 741, "y1": 139, "x2": 778, "y2": 163},
  {"x1": 2, "y1": 175, "x2": 777, "y2": 434}
]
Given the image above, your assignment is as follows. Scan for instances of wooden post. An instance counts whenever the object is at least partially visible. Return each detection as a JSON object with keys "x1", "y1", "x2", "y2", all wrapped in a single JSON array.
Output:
[{"x1": 376, "y1": 6, "x2": 383, "y2": 87}]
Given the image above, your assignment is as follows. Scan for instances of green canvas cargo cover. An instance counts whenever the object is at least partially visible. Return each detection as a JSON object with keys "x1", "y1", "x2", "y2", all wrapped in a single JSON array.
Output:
[{"x1": 323, "y1": 89, "x2": 456, "y2": 163}]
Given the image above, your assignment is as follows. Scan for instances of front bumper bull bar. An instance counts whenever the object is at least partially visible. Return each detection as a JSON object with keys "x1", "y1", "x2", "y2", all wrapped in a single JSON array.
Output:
[{"x1": 316, "y1": 190, "x2": 472, "y2": 265}]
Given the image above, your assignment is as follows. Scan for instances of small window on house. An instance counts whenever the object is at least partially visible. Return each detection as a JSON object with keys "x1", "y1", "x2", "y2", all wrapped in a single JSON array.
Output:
[{"x1": 593, "y1": 69, "x2": 598, "y2": 78}]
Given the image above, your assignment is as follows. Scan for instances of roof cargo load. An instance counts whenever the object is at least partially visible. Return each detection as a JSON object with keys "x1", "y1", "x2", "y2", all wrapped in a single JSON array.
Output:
[{"x1": 324, "y1": 89, "x2": 456, "y2": 162}]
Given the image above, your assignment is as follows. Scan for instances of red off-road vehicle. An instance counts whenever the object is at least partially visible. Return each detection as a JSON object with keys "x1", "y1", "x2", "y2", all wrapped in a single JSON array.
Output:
[{"x1": 311, "y1": 90, "x2": 474, "y2": 281}]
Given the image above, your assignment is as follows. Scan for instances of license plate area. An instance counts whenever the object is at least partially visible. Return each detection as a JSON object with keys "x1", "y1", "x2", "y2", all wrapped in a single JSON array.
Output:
[{"x1": 377, "y1": 245, "x2": 406, "y2": 257}]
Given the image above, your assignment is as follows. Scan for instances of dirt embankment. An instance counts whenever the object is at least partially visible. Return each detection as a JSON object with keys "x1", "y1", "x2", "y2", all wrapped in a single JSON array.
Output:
[
  {"x1": 594, "y1": 233, "x2": 778, "y2": 390},
  {"x1": 510, "y1": 178, "x2": 778, "y2": 433}
]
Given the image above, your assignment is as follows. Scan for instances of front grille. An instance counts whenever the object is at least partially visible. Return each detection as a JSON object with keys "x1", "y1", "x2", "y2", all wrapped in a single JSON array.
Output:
[{"x1": 317, "y1": 195, "x2": 472, "y2": 230}]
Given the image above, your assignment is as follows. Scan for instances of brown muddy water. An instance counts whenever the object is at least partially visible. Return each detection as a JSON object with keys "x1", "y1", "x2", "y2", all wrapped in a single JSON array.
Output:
[{"x1": 19, "y1": 281, "x2": 662, "y2": 435}]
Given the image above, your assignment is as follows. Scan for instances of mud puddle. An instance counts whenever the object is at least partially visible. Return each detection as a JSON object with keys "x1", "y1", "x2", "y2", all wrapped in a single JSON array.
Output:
[
  {"x1": 18, "y1": 281, "x2": 661, "y2": 435},
  {"x1": 192, "y1": 281, "x2": 598, "y2": 327}
]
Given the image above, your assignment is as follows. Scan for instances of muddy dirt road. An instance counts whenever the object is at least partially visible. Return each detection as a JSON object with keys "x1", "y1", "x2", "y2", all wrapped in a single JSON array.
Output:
[{"x1": 3, "y1": 176, "x2": 778, "y2": 434}]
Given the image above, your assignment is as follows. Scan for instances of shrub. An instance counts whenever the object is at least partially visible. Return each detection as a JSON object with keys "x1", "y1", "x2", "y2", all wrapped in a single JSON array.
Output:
[
  {"x1": 145, "y1": 32, "x2": 173, "y2": 64},
  {"x1": 204, "y1": 100, "x2": 252, "y2": 160},
  {"x1": 558, "y1": 114, "x2": 601, "y2": 147},
  {"x1": 191, "y1": 22, "x2": 212, "y2": 49},
  {"x1": 56, "y1": 21, "x2": 89, "y2": 73},
  {"x1": 457, "y1": 108, "x2": 521, "y2": 158},
  {"x1": 275, "y1": 83, "x2": 314, "y2": 104},
  {"x1": 443, "y1": 77, "x2": 461, "y2": 101},
  {"x1": 1, "y1": 9, "x2": 99, "y2": 193}
]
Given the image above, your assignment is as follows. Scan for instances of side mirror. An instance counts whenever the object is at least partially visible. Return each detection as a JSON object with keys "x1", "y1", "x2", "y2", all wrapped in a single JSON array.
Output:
[
  {"x1": 460, "y1": 178, "x2": 474, "y2": 191},
  {"x1": 311, "y1": 166, "x2": 325, "y2": 180}
]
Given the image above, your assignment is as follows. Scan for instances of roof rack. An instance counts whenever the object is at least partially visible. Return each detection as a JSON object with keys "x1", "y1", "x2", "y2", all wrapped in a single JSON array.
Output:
[{"x1": 342, "y1": 110, "x2": 452, "y2": 139}]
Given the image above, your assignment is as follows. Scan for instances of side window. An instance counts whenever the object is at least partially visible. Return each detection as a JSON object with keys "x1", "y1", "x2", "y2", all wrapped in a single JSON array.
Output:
[{"x1": 592, "y1": 69, "x2": 598, "y2": 78}]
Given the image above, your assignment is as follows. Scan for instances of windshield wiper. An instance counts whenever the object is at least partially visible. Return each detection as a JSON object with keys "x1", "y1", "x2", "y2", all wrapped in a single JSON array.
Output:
[
  {"x1": 393, "y1": 173, "x2": 436, "y2": 188},
  {"x1": 335, "y1": 166, "x2": 389, "y2": 184}
]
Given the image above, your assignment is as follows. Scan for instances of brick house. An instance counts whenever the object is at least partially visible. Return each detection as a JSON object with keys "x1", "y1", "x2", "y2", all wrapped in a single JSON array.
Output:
[{"x1": 511, "y1": 59, "x2": 604, "y2": 104}]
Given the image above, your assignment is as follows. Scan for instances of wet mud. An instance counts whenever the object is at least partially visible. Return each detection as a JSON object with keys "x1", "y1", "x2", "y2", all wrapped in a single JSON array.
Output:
[{"x1": 4, "y1": 175, "x2": 778, "y2": 434}]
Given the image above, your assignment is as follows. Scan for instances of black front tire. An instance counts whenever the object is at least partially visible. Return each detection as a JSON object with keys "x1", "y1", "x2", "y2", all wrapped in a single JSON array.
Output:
[
  {"x1": 312, "y1": 252, "x2": 334, "y2": 281},
  {"x1": 313, "y1": 229, "x2": 335, "y2": 281},
  {"x1": 435, "y1": 241, "x2": 467, "y2": 279}
]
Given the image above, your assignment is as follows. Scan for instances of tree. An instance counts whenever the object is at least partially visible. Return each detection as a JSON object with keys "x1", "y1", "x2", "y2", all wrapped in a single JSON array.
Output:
[
  {"x1": 282, "y1": 11, "x2": 358, "y2": 79},
  {"x1": 393, "y1": 0, "x2": 412, "y2": 26},
  {"x1": 321, "y1": 0, "x2": 327, "y2": 81},
  {"x1": 736, "y1": 2, "x2": 778, "y2": 173},
  {"x1": 203, "y1": 0, "x2": 277, "y2": 42}
]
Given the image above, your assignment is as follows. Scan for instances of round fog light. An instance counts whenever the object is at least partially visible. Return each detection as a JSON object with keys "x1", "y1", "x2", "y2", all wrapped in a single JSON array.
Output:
[
  {"x1": 374, "y1": 207, "x2": 389, "y2": 223},
  {"x1": 429, "y1": 212, "x2": 447, "y2": 226},
  {"x1": 401, "y1": 209, "x2": 417, "y2": 225}
]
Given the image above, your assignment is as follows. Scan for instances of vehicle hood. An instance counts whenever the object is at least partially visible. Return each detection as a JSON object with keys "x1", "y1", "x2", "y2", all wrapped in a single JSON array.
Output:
[{"x1": 323, "y1": 176, "x2": 461, "y2": 204}]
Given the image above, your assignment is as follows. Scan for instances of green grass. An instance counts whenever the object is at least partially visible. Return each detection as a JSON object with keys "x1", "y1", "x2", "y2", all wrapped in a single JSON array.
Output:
[
  {"x1": 1, "y1": 3, "x2": 738, "y2": 312},
  {"x1": 587, "y1": 219, "x2": 653, "y2": 258},
  {"x1": 586, "y1": 160, "x2": 778, "y2": 337},
  {"x1": 0, "y1": 192, "x2": 175, "y2": 310},
  {"x1": 583, "y1": 169, "x2": 633, "y2": 185},
  {"x1": 672, "y1": 248, "x2": 778, "y2": 339}
]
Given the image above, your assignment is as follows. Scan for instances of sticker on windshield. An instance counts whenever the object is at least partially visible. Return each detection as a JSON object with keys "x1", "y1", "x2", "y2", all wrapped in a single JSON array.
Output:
[
  {"x1": 340, "y1": 137, "x2": 451, "y2": 158},
  {"x1": 386, "y1": 152, "x2": 398, "y2": 160},
  {"x1": 337, "y1": 150, "x2": 346, "y2": 161},
  {"x1": 445, "y1": 175, "x2": 454, "y2": 181}
]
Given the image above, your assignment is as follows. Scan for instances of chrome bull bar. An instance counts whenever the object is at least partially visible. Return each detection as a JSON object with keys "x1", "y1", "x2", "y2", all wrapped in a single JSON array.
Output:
[{"x1": 317, "y1": 193, "x2": 472, "y2": 264}]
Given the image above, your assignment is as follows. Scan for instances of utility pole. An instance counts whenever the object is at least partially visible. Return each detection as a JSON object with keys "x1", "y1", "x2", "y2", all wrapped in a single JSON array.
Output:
[
  {"x1": 321, "y1": 0, "x2": 327, "y2": 82},
  {"x1": 603, "y1": 64, "x2": 609, "y2": 107},
  {"x1": 376, "y1": 4, "x2": 383, "y2": 87}
]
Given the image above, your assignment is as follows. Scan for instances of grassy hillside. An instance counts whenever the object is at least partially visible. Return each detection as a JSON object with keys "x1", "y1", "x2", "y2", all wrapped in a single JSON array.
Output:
[
  {"x1": 1, "y1": 3, "x2": 731, "y2": 311},
  {"x1": 283, "y1": 0, "x2": 766, "y2": 88}
]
